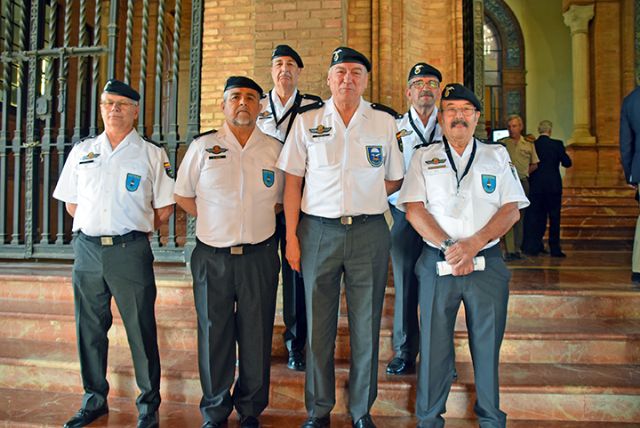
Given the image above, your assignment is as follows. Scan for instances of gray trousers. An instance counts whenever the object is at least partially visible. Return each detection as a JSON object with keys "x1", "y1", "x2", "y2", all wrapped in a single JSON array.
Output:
[
  {"x1": 72, "y1": 232, "x2": 160, "y2": 415},
  {"x1": 299, "y1": 214, "x2": 390, "y2": 421},
  {"x1": 190, "y1": 237, "x2": 279, "y2": 423},
  {"x1": 389, "y1": 204, "x2": 423, "y2": 361},
  {"x1": 415, "y1": 244, "x2": 509, "y2": 428}
]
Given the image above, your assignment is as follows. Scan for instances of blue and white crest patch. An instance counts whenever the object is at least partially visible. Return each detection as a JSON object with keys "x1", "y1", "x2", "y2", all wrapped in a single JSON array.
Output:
[
  {"x1": 126, "y1": 173, "x2": 141, "y2": 192},
  {"x1": 481, "y1": 174, "x2": 496, "y2": 194},
  {"x1": 366, "y1": 145, "x2": 383, "y2": 167},
  {"x1": 262, "y1": 169, "x2": 275, "y2": 188}
]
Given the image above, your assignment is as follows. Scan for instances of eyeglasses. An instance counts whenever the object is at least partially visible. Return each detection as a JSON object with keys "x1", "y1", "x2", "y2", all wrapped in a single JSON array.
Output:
[
  {"x1": 100, "y1": 100, "x2": 138, "y2": 109},
  {"x1": 442, "y1": 107, "x2": 477, "y2": 117},
  {"x1": 409, "y1": 80, "x2": 440, "y2": 90}
]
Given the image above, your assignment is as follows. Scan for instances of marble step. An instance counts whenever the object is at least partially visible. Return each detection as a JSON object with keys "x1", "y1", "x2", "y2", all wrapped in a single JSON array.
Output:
[
  {"x1": 562, "y1": 186, "x2": 637, "y2": 198},
  {"x1": 2, "y1": 263, "x2": 639, "y2": 317},
  {"x1": 5, "y1": 389, "x2": 639, "y2": 428},
  {"x1": 1, "y1": 339, "x2": 638, "y2": 423},
  {"x1": 559, "y1": 225, "x2": 634, "y2": 240},
  {"x1": 560, "y1": 216, "x2": 636, "y2": 227},
  {"x1": 560, "y1": 206, "x2": 639, "y2": 217},
  {"x1": 562, "y1": 196, "x2": 638, "y2": 207},
  {"x1": 1, "y1": 299, "x2": 638, "y2": 364}
]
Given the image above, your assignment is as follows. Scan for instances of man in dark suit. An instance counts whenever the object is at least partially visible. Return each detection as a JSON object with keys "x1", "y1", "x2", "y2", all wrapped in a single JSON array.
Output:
[
  {"x1": 620, "y1": 86, "x2": 640, "y2": 285},
  {"x1": 523, "y1": 120, "x2": 572, "y2": 257}
]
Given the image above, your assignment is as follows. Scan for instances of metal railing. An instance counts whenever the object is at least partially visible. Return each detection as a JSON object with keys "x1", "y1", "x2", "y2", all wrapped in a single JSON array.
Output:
[{"x1": 0, "y1": 0, "x2": 203, "y2": 262}]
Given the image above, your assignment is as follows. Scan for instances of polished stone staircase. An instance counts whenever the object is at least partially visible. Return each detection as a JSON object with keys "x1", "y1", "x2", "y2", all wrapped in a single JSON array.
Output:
[
  {"x1": 0, "y1": 186, "x2": 639, "y2": 427},
  {"x1": 560, "y1": 185, "x2": 637, "y2": 248}
]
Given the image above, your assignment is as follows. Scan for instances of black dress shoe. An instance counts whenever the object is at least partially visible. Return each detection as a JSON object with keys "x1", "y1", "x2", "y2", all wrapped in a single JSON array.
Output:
[
  {"x1": 240, "y1": 415, "x2": 260, "y2": 428},
  {"x1": 352, "y1": 414, "x2": 376, "y2": 428},
  {"x1": 63, "y1": 405, "x2": 109, "y2": 428},
  {"x1": 632, "y1": 272, "x2": 640, "y2": 286},
  {"x1": 385, "y1": 357, "x2": 414, "y2": 375},
  {"x1": 550, "y1": 250, "x2": 566, "y2": 258},
  {"x1": 137, "y1": 411, "x2": 159, "y2": 428},
  {"x1": 301, "y1": 415, "x2": 330, "y2": 428},
  {"x1": 288, "y1": 351, "x2": 305, "y2": 371},
  {"x1": 201, "y1": 420, "x2": 226, "y2": 428}
]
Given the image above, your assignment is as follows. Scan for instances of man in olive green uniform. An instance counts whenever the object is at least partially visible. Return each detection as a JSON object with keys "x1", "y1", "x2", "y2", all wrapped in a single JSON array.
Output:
[{"x1": 500, "y1": 114, "x2": 538, "y2": 260}]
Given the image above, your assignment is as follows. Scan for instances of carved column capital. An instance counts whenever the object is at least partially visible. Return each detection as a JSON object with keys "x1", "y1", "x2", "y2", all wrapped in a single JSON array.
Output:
[{"x1": 563, "y1": 4, "x2": 594, "y2": 35}]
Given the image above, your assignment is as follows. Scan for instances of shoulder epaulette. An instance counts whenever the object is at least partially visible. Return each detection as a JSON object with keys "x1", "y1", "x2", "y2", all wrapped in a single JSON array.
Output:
[
  {"x1": 142, "y1": 135, "x2": 162, "y2": 147},
  {"x1": 193, "y1": 129, "x2": 218, "y2": 139},
  {"x1": 73, "y1": 135, "x2": 97, "y2": 147},
  {"x1": 302, "y1": 93, "x2": 322, "y2": 103},
  {"x1": 298, "y1": 100, "x2": 324, "y2": 114},
  {"x1": 371, "y1": 103, "x2": 403, "y2": 119}
]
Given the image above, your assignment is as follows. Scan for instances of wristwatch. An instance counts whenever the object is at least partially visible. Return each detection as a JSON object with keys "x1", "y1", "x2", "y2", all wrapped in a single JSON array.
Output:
[{"x1": 440, "y1": 238, "x2": 456, "y2": 253}]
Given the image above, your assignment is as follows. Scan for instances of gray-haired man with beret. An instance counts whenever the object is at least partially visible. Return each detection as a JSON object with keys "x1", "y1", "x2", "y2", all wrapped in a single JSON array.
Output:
[
  {"x1": 278, "y1": 47, "x2": 404, "y2": 428},
  {"x1": 397, "y1": 84, "x2": 528, "y2": 427},
  {"x1": 387, "y1": 62, "x2": 443, "y2": 376},
  {"x1": 257, "y1": 45, "x2": 322, "y2": 371},
  {"x1": 175, "y1": 76, "x2": 283, "y2": 428},
  {"x1": 54, "y1": 79, "x2": 175, "y2": 428}
]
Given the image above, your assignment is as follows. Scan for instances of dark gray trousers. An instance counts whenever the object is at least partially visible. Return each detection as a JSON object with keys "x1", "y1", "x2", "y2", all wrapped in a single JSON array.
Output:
[
  {"x1": 190, "y1": 237, "x2": 279, "y2": 424},
  {"x1": 276, "y1": 212, "x2": 307, "y2": 354},
  {"x1": 72, "y1": 232, "x2": 160, "y2": 415},
  {"x1": 389, "y1": 204, "x2": 422, "y2": 361},
  {"x1": 299, "y1": 214, "x2": 390, "y2": 421},
  {"x1": 415, "y1": 244, "x2": 509, "y2": 428}
]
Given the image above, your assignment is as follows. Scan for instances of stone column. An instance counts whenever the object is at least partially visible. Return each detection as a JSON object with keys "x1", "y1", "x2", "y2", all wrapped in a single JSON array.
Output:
[{"x1": 563, "y1": 4, "x2": 596, "y2": 145}]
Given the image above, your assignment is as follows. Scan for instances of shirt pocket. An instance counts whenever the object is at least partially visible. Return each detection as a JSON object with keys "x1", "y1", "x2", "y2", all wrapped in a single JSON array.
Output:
[
  {"x1": 422, "y1": 167, "x2": 453, "y2": 207},
  {"x1": 200, "y1": 157, "x2": 232, "y2": 189},
  {"x1": 75, "y1": 159, "x2": 102, "y2": 202},
  {"x1": 307, "y1": 135, "x2": 336, "y2": 168}
]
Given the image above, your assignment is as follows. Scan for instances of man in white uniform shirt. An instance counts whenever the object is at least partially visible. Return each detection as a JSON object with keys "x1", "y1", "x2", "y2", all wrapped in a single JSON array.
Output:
[
  {"x1": 387, "y1": 62, "x2": 443, "y2": 376},
  {"x1": 53, "y1": 79, "x2": 175, "y2": 428},
  {"x1": 174, "y1": 76, "x2": 283, "y2": 428},
  {"x1": 397, "y1": 83, "x2": 528, "y2": 428},
  {"x1": 278, "y1": 47, "x2": 404, "y2": 428},
  {"x1": 257, "y1": 45, "x2": 321, "y2": 371}
]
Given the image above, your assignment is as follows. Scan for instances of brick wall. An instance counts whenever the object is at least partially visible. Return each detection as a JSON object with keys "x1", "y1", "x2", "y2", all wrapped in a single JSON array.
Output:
[{"x1": 200, "y1": 0, "x2": 465, "y2": 126}]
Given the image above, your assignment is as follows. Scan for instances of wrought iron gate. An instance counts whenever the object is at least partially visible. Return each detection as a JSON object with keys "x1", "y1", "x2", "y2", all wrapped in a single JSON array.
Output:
[{"x1": 0, "y1": 0, "x2": 203, "y2": 262}]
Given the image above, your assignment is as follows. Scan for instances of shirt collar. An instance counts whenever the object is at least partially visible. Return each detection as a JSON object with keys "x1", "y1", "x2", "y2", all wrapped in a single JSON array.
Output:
[{"x1": 270, "y1": 88, "x2": 298, "y2": 114}]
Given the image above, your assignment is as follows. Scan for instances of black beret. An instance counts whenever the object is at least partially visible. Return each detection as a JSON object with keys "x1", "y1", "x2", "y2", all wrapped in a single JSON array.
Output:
[
  {"x1": 408, "y1": 62, "x2": 442, "y2": 82},
  {"x1": 224, "y1": 76, "x2": 263, "y2": 97},
  {"x1": 330, "y1": 46, "x2": 371, "y2": 72},
  {"x1": 441, "y1": 83, "x2": 482, "y2": 112},
  {"x1": 103, "y1": 79, "x2": 140, "y2": 102},
  {"x1": 272, "y1": 44, "x2": 304, "y2": 68}
]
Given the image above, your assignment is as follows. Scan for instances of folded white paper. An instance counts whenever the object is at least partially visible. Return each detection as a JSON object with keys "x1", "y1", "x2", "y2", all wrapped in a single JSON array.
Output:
[{"x1": 436, "y1": 256, "x2": 486, "y2": 276}]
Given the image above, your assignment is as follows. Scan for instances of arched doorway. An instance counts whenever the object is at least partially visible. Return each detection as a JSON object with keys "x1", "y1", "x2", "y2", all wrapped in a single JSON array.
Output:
[{"x1": 483, "y1": 0, "x2": 526, "y2": 136}]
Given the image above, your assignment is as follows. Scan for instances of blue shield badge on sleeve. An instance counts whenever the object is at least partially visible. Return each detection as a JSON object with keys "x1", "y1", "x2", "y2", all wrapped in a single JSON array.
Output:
[
  {"x1": 125, "y1": 173, "x2": 141, "y2": 192},
  {"x1": 366, "y1": 145, "x2": 383, "y2": 167},
  {"x1": 262, "y1": 169, "x2": 275, "y2": 188},
  {"x1": 481, "y1": 174, "x2": 496, "y2": 194}
]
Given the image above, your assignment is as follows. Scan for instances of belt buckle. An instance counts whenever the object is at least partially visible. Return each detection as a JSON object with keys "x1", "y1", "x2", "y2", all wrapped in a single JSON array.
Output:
[
  {"x1": 230, "y1": 246, "x2": 243, "y2": 255},
  {"x1": 340, "y1": 216, "x2": 353, "y2": 225},
  {"x1": 100, "y1": 236, "x2": 113, "y2": 246}
]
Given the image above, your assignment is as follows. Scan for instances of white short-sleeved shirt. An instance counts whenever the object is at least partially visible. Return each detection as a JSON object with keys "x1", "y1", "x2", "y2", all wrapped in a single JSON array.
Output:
[
  {"x1": 388, "y1": 106, "x2": 442, "y2": 206},
  {"x1": 257, "y1": 89, "x2": 320, "y2": 142},
  {"x1": 174, "y1": 122, "x2": 283, "y2": 247},
  {"x1": 277, "y1": 97, "x2": 404, "y2": 218},
  {"x1": 52, "y1": 129, "x2": 175, "y2": 236},
  {"x1": 397, "y1": 138, "x2": 529, "y2": 249}
]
